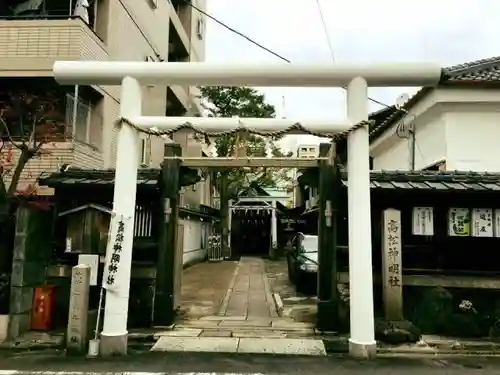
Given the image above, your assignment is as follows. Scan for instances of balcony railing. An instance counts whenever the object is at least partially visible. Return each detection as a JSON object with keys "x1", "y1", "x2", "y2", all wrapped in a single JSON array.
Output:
[
  {"x1": 0, "y1": 12, "x2": 103, "y2": 40},
  {"x1": 0, "y1": 13, "x2": 107, "y2": 63}
]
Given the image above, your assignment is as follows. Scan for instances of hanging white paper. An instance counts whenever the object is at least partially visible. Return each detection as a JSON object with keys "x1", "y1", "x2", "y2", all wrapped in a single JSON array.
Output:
[
  {"x1": 471, "y1": 208, "x2": 493, "y2": 237},
  {"x1": 448, "y1": 208, "x2": 470, "y2": 236},
  {"x1": 65, "y1": 237, "x2": 72, "y2": 253},
  {"x1": 78, "y1": 254, "x2": 99, "y2": 286},
  {"x1": 412, "y1": 207, "x2": 434, "y2": 236},
  {"x1": 494, "y1": 209, "x2": 500, "y2": 237}
]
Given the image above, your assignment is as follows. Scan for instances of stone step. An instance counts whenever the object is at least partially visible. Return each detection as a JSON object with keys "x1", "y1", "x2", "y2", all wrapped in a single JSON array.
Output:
[
  {"x1": 176, "y1": 317, "x2": 313, "y2": 330},
  {"x1": 151, "y1": 336, "x2": 326, "y2": 355}
]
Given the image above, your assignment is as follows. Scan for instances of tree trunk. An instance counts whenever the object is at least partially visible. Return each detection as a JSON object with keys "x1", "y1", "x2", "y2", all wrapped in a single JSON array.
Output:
[
  {"x1": 0, "y1": 147, "x2": 31, "y2": 274},
  {"x1": 219, "y1": 171, "x2": 230, "y2": 258}
]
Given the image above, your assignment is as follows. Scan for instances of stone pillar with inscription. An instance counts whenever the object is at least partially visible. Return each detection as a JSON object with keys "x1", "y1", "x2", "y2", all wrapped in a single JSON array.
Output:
[
  {"x1": 381, "y1": 208, "x2": 403, "y2": 321},
  {"x1": 67, "y1": 265, "x2": 91, "y2": 355}
]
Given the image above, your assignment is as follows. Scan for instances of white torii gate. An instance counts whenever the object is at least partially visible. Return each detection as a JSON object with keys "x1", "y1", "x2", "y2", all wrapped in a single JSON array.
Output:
[{"x1": 53, "y1": 61, "x2": 442, "y2": 358}]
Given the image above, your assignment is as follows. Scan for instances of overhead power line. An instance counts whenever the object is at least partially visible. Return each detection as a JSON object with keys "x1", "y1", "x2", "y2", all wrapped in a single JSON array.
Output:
[
  {"x1": 315, "y1": 0, "x2": 336, "y2": 62},
  {"x1": 182, "y1": 0, "x2": 392, "y2": 109}
]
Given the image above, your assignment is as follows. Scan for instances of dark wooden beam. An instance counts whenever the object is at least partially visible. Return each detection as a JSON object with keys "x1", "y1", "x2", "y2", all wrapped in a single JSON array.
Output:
[{"x1": 153, "y1": 143, "x2": 182, "y2": 327}]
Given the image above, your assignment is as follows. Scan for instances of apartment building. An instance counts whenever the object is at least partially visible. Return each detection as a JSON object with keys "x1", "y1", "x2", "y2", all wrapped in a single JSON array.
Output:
[
  {"x1": 296, "y1": 144, "x2": 319, "y2": 158},
  {"x1": 0, "y1": 0, "x2": 211, "y2": 207}
]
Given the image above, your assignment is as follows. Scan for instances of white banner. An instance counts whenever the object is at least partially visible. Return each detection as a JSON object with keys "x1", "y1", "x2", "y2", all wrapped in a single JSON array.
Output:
[{"x1": 102, "y1": 214, "x2": 131, "y2": 293}]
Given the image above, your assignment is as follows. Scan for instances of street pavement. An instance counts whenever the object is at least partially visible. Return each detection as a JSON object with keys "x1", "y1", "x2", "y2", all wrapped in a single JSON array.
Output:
[
  {"x1": 4, "y1": 258, "x2": 500, "y2": 373},
  {"x1": 0, "y1": 350, "x2": 500, "y2": 375}
]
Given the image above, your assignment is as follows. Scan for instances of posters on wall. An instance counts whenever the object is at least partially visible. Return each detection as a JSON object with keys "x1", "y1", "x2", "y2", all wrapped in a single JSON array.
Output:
[
  {"x1": 412, "y1": 207, "x2": 434, "y2": 236},
  {"x1": 448, "y1": 208, "x2": 470, "y2": 236},
  {"x1": 471, "y1": 208, "x2": 493, "y2": 237}
]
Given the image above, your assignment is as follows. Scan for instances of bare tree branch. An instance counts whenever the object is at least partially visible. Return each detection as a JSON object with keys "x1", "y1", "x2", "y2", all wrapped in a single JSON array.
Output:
[{"x1": 0, "y1": 115, "x2": 22, "y2": 151}]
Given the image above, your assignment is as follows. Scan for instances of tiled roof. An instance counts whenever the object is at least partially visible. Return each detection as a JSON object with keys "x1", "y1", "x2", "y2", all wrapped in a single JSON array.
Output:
[
  {"x1": 39, "y1": 167, "x2": 200, "y2": 188},
  {"x1": 443, "y1": 56, "x2": 500, "y2": 82},
  {"x1": 340, "y1": 170, "x2": 500, "y2": 191},
  {"x1": 370, "y1": 56, "x2": 500, "y2": 141}
]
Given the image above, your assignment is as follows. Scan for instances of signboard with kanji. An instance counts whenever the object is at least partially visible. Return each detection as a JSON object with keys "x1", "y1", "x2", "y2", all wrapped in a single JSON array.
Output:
[{"x1": 381, "y1": 208, "x2": 403, "y2": 320}]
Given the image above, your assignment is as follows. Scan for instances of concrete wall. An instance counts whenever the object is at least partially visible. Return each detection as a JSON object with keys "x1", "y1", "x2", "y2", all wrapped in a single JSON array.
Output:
[{"x1": 371, "y1": 88, "x2": 500, "y2": 172}]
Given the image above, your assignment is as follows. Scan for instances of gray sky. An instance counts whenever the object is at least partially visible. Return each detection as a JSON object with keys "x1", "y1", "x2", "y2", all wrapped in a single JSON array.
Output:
[{"x1": 203, "y1": 0, "x2": 500, "y2": 152}]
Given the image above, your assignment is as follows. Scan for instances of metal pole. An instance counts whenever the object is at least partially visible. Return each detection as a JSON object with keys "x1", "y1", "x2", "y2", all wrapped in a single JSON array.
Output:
[
  {"x1": 271, "y1": 200, "x2": 278, "y2": 256},
  {"x1": 100, "y1": 77, "x2": 141, "y2": 357},
  {"x1": 228, "y1": 199, "x2": 233, "y2": 259},
  {"x1": 346, "y1": 77, "x2": 376, "y2": 359},
  {"x1": 71, "y1": 85, "x2": 79, "y2": 139}
]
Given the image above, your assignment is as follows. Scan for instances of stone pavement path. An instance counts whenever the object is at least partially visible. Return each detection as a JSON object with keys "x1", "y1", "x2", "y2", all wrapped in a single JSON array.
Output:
[
  {"x1": 222, "y1": 257, "x2": 277, "y2": 318},
  {"x1": 152, "y1": 257, "x2": 324, "y2": 354},
  {"x1": 178, "y1": 259, "x2": 239, "y2": 319}
]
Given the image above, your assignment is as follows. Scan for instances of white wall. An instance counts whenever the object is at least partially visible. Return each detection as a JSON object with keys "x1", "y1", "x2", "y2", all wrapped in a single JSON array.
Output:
[
  {"x1": 445, "y1": 103, "x2": 500, "y2": 171},
  {"x1": 371, "y1": 88, "x2": 500, "y2": 172},
  {"x1": 180, "y1": 218, "x2": 210, "y2": 266}
]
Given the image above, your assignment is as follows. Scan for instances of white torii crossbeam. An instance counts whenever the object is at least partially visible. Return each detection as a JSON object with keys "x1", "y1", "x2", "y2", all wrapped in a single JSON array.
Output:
[{"x1": 52, "y1": 60, "x2": 443, "y2": 359}]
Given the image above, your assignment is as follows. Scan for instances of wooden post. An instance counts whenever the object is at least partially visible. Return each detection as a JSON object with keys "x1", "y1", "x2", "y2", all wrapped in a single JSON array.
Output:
[
  {"x1": 316, "y1": 142, "x2": 339, "y2": 331},
  {"x1": 153, "y1": 143, "x2": 182, "y2": 326},
  {"x1": 67, "y1": 265, "x2": 90, "y2": 355},
  {"x1": 381, "y1": 208, "x2": 403, "y2": 320}
]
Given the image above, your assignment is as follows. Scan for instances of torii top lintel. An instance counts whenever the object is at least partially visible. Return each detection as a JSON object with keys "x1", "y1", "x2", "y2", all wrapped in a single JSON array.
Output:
[{"x1": 53, "y1": 61, "x2": 443, "y2": 87}]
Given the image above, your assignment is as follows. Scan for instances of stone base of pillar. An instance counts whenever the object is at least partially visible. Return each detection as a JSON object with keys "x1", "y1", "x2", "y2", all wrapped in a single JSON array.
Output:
[
  {"x1": 348, "y1": 339, "x2": 377, "y2": 359},
  {"x1": 100, "y1": 333, "x2": 128, "y2": 356}
]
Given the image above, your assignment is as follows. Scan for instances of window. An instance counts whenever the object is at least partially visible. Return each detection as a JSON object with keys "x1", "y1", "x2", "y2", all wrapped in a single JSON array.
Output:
[
  {"x1": 300, "y1": 236, "x2": 318, "y2": 253},
  {"x1": 196, "y1": 17, "x2": 205, "y2": 39},
  {"x1": 65, "y1": 93, "x2": 102, "y2": 149}
]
